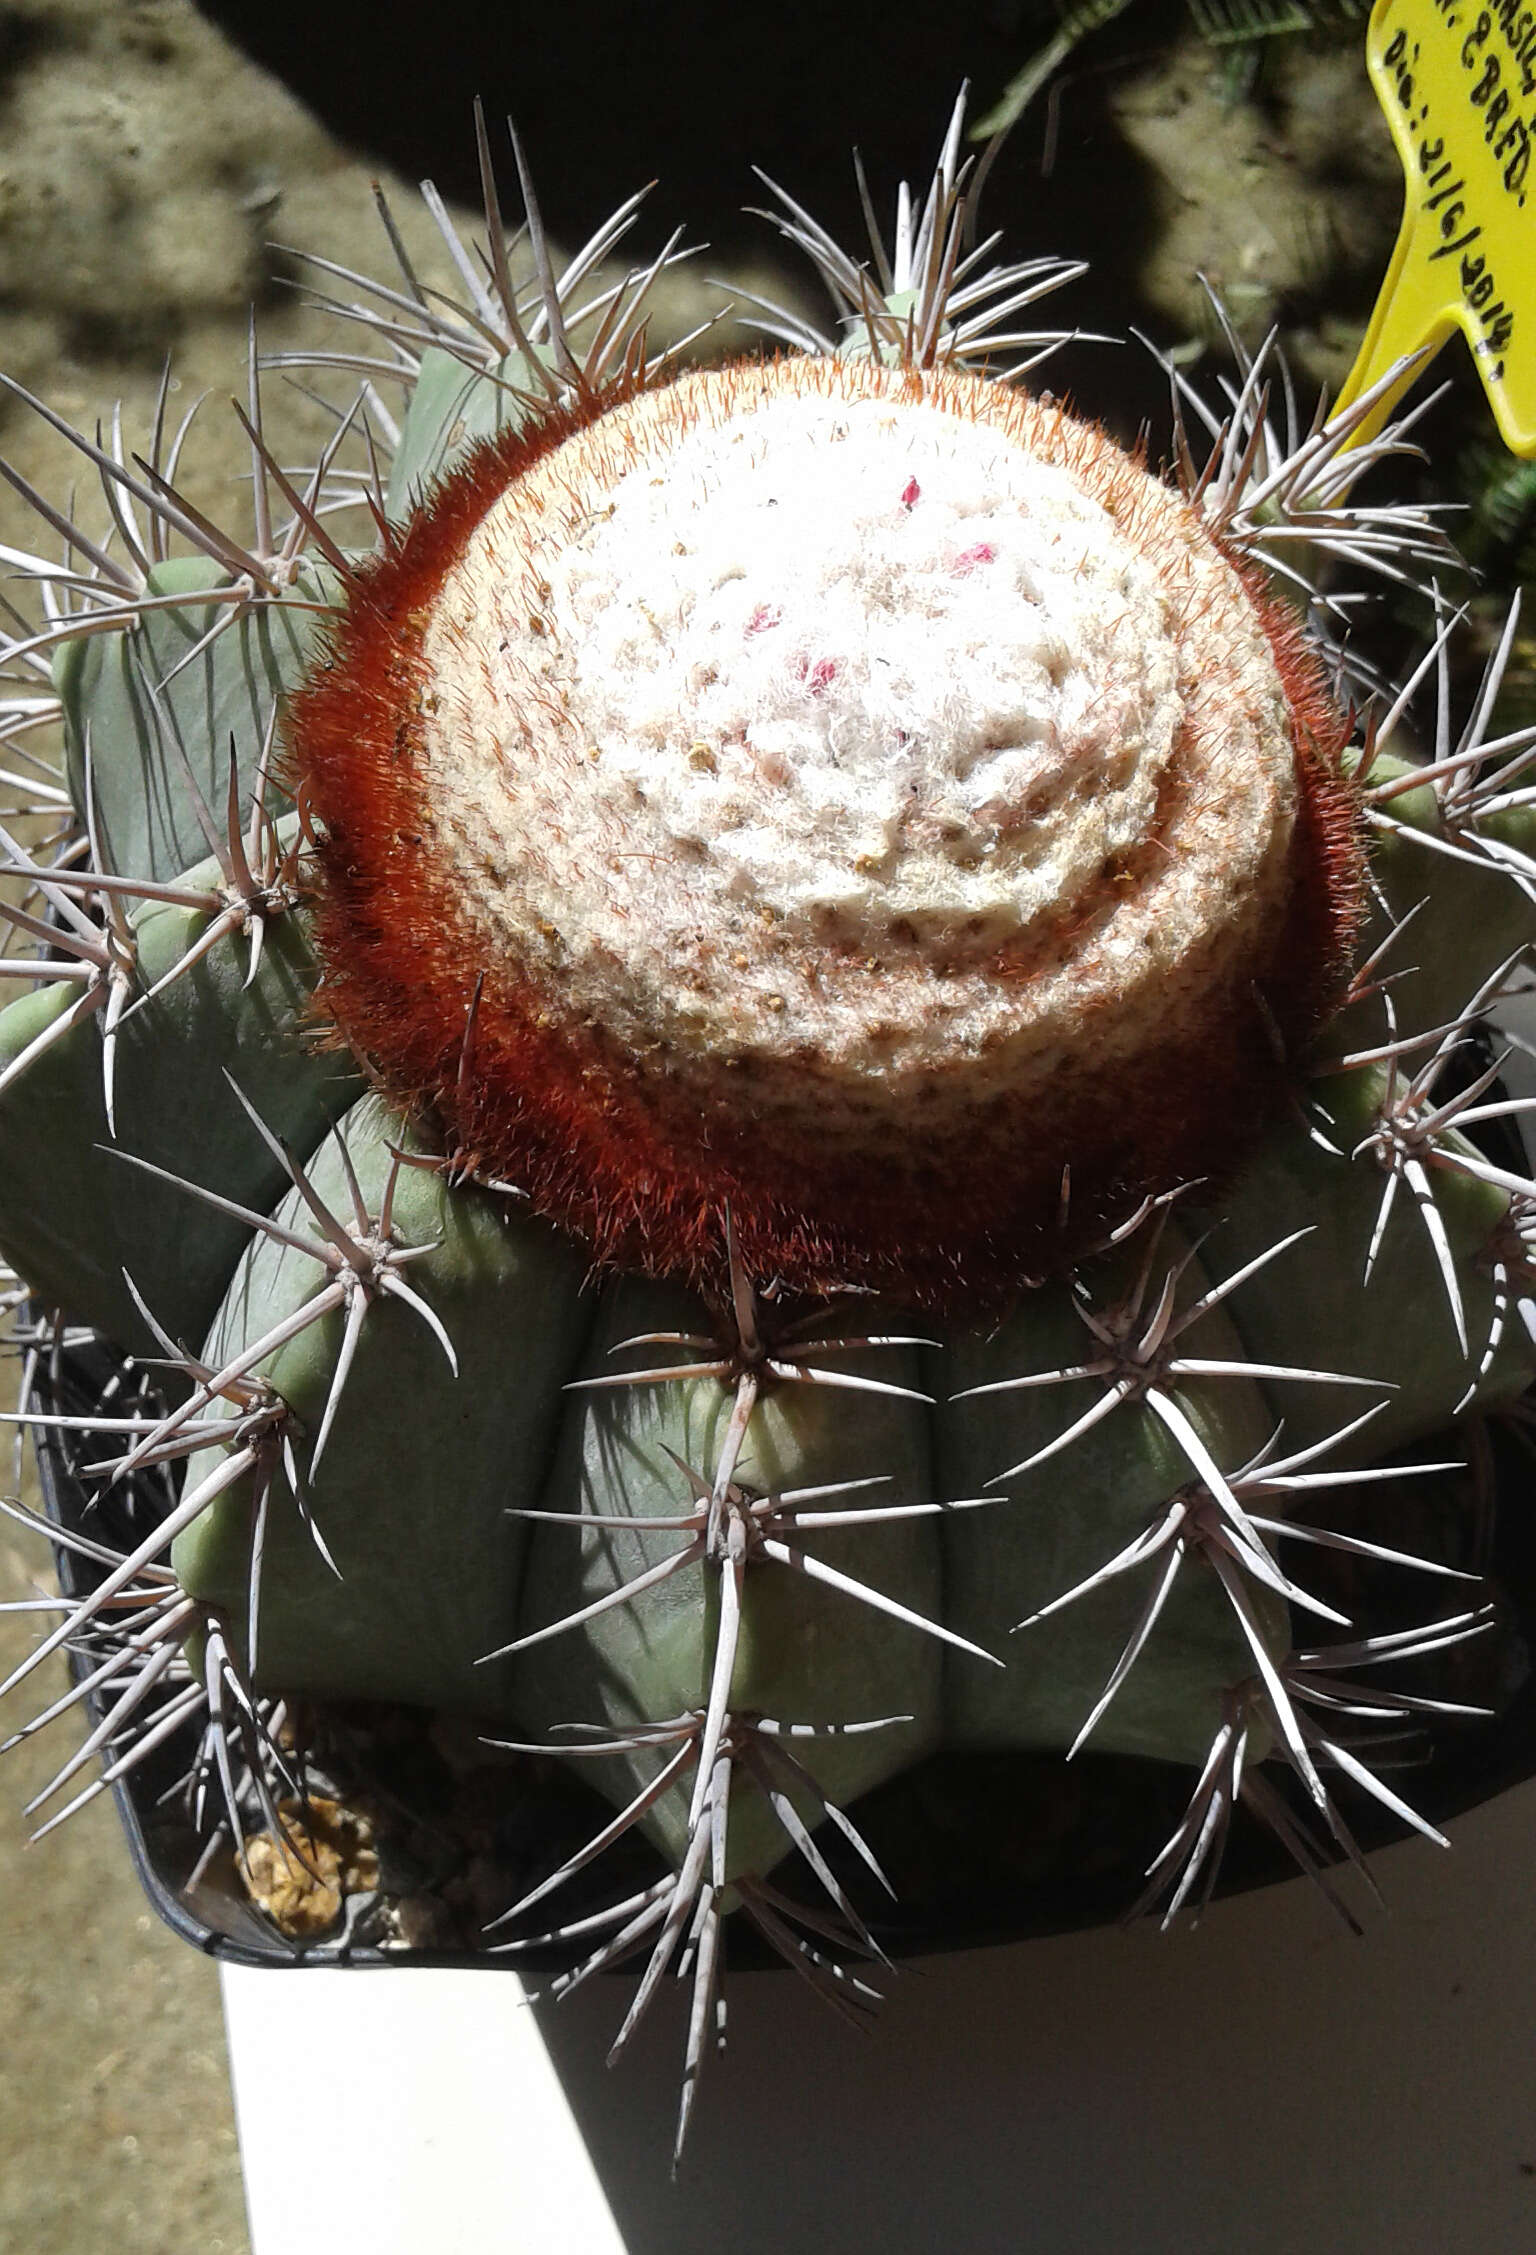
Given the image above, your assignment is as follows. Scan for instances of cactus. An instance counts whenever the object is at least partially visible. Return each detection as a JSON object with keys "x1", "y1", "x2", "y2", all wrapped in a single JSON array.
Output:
[{"x1": 2, "y1": 97, "x2": 1535, "y2": 2162}]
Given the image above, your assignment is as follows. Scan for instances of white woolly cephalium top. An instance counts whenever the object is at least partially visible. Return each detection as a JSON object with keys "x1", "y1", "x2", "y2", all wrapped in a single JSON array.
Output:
[{"x1": 414, "y1": 357, "x2": 1297, "y2": 1163}]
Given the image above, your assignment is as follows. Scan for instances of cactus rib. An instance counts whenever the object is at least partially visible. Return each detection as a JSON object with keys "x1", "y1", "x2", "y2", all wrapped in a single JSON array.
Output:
[{"x1": 0, "y1": 93, "x2": 1535, "y2": 2166}]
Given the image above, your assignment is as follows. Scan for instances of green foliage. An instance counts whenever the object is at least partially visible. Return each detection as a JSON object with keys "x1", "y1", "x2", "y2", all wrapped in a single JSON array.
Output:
[{"x1": 974, "y1": 0, "x2": 1367, "y2": 141}]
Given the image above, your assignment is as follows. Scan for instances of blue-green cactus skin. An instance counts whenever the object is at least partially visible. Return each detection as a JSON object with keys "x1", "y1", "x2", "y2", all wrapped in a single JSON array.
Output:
[
  {"x1": 1188, "y1": 1068, "x2": 1524, "y2": 1459},
  {"x1": 1325, "y1": 750, "x2": 1536, "y2": 1058},
  {"x1": 5, "y1": 125, "x2": 1536, "y2": 2153},
  {"x1": 11, "y1": 326, "x2": 1536, "y2": 1868},
  {"x1": 936, "y1": 1235, "x2": 1284, "y2": 1769},
  {"x1": 385, "y1": 346, "x2": 554, "y2": 520},
  {"x1": 54, "y1": 556, "x2": 335, "y2": 883},
  {"x1": 512, "y1": 1280, "x2": 948, "y2": 1880},
  {"x1": 0, "y1": 847, "x2": 359, "y2": 1355},
  {"x1": 173, "y1": 1097, "x2": 593, "y2": 1712}
]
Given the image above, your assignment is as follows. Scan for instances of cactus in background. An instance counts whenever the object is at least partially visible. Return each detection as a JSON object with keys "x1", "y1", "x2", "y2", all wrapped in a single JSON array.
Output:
[{"x1": 2, "y1": 97, "x2": 1535, "y2": 2160}]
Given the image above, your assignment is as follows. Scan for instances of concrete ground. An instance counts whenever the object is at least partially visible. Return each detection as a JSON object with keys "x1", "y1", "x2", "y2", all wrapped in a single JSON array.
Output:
[
  {"x1": 0, "y1": 11, "x2": 468, "y2": 2247},
  {"x1": 0, "y1": 1405, "x2": 250, "y2": 2255}
]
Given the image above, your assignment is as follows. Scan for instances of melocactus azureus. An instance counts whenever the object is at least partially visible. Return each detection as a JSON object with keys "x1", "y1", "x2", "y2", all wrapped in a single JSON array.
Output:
[
  {"x1": 297, "y1": 346, "x2": 1362, "y2": 1302},
  {"x1": 2, "y1": 98, "x2": 1535, "y2": 2167}
]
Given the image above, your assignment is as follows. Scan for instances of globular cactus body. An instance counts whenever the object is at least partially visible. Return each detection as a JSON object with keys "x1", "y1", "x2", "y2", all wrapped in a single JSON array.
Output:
[
  {"x1": 173, "y1": 1096, "x2": 592, "y2": 1712},
  {"x1": 0, "y1": 832, "x2": 356, "y2": 1358},
  {"x1": 4, "y1": 98, "x2": 1536, "y2": 2159},
  {"x1": 50, "y1": 555, "x2": 330, "y2": 882}
]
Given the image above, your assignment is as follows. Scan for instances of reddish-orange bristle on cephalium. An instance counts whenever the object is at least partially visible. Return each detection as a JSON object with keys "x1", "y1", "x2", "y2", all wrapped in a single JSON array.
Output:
[{"x1": 289, "y1": 354, "x2": 1364, "y2": 1308}]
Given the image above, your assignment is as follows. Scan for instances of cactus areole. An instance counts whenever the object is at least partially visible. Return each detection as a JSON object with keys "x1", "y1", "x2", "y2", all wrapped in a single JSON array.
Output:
[
  {"x1": 296, "y1": 355, "x2": 1362, "y2": 1301},
  {"x1": 7, "y1": 98, "x2": 1536, "y2": 2169}
]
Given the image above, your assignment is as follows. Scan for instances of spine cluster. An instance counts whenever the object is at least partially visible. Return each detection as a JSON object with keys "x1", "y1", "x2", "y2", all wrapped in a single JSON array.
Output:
[{"x1": 0, "y1": 98, "x2": 1532, "y2": 2165}]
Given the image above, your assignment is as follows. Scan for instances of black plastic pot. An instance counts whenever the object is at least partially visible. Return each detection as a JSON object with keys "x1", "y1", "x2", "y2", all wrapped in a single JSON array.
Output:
[{"x1": 30, "y1": 1306, "x2": 1536, "y2": 1977}]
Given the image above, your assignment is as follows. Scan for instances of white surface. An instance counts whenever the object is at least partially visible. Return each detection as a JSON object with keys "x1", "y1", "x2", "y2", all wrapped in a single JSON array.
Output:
[
  {"x1": 224, "y1": 1782, "x2": 1536, "y2": 2252},
  {"x1": 222, "y1": 1961, "x2": 626, "y2": 2253}
]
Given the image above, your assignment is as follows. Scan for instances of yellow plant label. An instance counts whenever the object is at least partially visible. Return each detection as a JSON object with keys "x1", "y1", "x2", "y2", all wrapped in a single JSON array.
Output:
[{"x1": 1337, "y1": 0, "x2": 1536, "y2": 453}]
